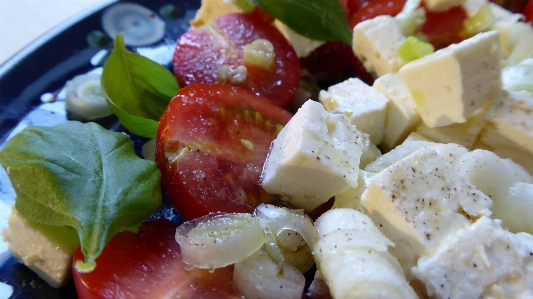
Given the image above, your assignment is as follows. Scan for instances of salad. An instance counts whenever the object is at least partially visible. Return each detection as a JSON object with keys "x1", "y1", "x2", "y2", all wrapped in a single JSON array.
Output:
[{"x1": 1, "y1": 0, "x2": 533, "y2": 298}]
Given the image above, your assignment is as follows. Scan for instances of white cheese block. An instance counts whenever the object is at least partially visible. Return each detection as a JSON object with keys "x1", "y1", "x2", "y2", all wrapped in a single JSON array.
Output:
[
  {"x1": 2, "y1": 208, "x2": 79, "y2": 288},
  {"x1": 424, "y1": 0, "x2": 465, "y2": 12},
  {"x1": 482, "y1": 232, "x2": 533, "y2": 299},
  {"x1": 415, "y1": 100, "x2": 491, "y2": 149},
  {"x1": 399, "y1": 31, "x2": 502, "y2": 128},
  {"x1": 365, "y1": 140, "x2": 468, "y2": 174},
  {"x1": 261, "y1": 100, "x2": 363, "y2": 211},
  {"x1": 361, "y1": 147, "x2": 493, "y2": 275},
  {"x1": 482, "y1": 90, "x2": 533, "y2": 156},
  {"x1": 273, "y1": 20, "x2": 324, "y2": 58},
  {"x1": 352, "y1": 15, "x2": 406, "y2": 78},
  {"x1": 404, "y1": 131, "x2": 431, "y2": 142},
  {"x1": 319, "y1": 78, "x2": 389, "y2": 145},
  {"x1": 413, "y1": 217, "x2": 531, "y2": 299},
  {"x1": 373, "y1": 73, "x2": 422, "y2": 151}
]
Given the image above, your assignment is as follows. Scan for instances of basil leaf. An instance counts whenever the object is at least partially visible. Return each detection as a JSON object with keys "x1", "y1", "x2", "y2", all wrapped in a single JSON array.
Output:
[
  {"x1": 250, "y1": 0, "x2": 352, "y2": 45},
  {"x1": 102, "y1": 34, "x2": 179, "y2": 138},
  {"x1": 0, "y1": 121, "x2": 162, "y2": 271}
]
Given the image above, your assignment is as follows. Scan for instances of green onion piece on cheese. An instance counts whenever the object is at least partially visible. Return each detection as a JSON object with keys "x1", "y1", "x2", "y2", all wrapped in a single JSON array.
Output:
[{"x1": 397, "y1": 36, "x2": 435, "y2": 63}]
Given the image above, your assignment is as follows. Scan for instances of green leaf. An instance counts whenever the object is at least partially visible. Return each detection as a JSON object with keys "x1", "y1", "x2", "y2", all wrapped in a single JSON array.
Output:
[
  {"x1": 102, "y1": 34, "x2": 179, "y2": 139},
  {"x1": 250, "y1": 0, "x2": 352, "y2": 45},
  {"x1": 0, "y1": 121, "x2": 162, "y2": 271}
]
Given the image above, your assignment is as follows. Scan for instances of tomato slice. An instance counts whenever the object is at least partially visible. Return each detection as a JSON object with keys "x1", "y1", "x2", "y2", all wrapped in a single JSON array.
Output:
[
  {"x1": 73, "y1": 220, "x2": 240, "y2": 299},
  {"x1": 349, "y1": 0, "x2": 407, "y2": 28},
  {"x1": 155, "y1": 84, "x2": 292, "y2": 221},
  {"x1": 420, "y1": 5, "x2": 469, "y2": 49},
  {"x1": 523, "y1": 0, "x2": 533, "y2": 22},
  {"x1": 172, "y1": 13, "x2": 300, "y2": 108}
]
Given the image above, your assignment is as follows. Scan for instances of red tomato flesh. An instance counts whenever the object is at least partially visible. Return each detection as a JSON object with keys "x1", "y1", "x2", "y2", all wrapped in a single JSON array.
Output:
[
  {"x1": 420, "y1": 5, "x2": 469, "y2": 49},
  {"x1": 523, "y1": 0, "x2": 533, "y2": 22},
  {"x1": 172, "y1": 13, "x2": 300, "y2": 108},
  {"x1": 156, "y1": 84, "x2": 292, "y2": 221},
  {"x1": 349, "y1": 0, "x2": 407, "y2": 28},
  {"x1": 73, "y1": 220, "x2": 240, "y2": 299}
]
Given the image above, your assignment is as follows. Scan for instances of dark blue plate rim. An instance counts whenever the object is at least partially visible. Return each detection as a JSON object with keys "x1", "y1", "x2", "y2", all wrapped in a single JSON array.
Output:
[{"x1": 0, "y1": 0, "x2": 199, "y2": 298}]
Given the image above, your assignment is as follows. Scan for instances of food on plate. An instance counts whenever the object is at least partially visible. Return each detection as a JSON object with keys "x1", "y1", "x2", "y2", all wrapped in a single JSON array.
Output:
[
  {"x1": 72, "y1": 219, "x2": 240, "y2": 299},
  {"x1": 155, "y1": 83, "x2": 292, "y2": 220},
  {"x1": 312, "y1": 208, "x2": 418, "y2": 299},
  {"x1": 2, "y1": 207, "x2": 79, "y2": 288},
  {"x1": 0, "y1": 122, "x2": 162, "y2": 276},
  {"x1": 172, "y1": 13, "x2": 300, "y2": 107},
  {"x1": 64, "y1": 73, "x2": 113, "y2": 121},
  {"x1": 2, "y1": 0, "x2": 533, "y2": 297}
]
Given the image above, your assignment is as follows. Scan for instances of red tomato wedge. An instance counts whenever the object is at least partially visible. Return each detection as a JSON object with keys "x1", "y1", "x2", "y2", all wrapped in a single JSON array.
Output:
[
  {"x1": 523, "y1": 0, "x2": 533, "y2": 22},
  {"x1": 172, "y1": 13, "x2": 300, "y2": 108},
  {"x1": 420, "y1": 5, "x2": 469, "y2": 49},
  {"x1": 73, "y1": 220, "x2": 240, "y2": 299},
  {"x1": 349, "y1": 0, "x2": 407, "y2": 28},
  {"x1": 155, "y1": 84, "x2": 292, "y2": 221}
]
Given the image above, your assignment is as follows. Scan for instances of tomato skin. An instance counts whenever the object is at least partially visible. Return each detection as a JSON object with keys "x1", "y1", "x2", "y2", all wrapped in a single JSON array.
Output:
[
  {"x1": 524, "y1": 0, "x2": 533, "y2": 22},
  {"x1": 73, "y1": 220, "x2": 239, "y2": 299},
  {"x1": 420, "y1": 5, "x2": 469, "y2": 49},
  {"x1": 172, "y1": 13, "x2": 300, "y2": 108},
  {"x1": 349, "y1": 0, "x2": 407, "y2": 28},
  {"x1": 156, "y1": 84, "x2": 292, "y2": 221},
  {"x1": 300, "y1": 41, "x2": 356, "y2": 83}
]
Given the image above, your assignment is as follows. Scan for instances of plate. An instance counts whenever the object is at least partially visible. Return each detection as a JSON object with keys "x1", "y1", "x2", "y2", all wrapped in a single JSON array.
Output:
[{"x1": 0, "y1": 0, "x2": 200, "y2": 297}]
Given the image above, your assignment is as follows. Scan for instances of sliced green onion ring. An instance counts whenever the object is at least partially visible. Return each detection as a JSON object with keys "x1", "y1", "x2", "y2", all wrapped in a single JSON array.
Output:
[
  {"x1": 255, "y1": 204, "x2": 318, "y2": 272},
  {"x1": 233, "y1": 249, "x2": 306, "y2": 299},
  {"x1": 64, "y1": 73, "x2": 113, "y2": 120},
  {"x1": 255, "y1": 204, "x2": 318, "y2": 248},
  {"x1": 175, "y1": 213, "x2": 266, "y2": 270}
]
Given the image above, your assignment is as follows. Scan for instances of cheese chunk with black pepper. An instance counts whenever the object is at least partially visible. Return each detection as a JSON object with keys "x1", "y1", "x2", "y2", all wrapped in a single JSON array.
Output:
[
  {"x1": 361, "y1": 146, "x2": 493, "y2": 276},
  {"x1": 413, "y1": 216, "x2": 531, "y2": 299},
  {"x1": 261, "y1": 100, "x2": 363, "y2": 212}
]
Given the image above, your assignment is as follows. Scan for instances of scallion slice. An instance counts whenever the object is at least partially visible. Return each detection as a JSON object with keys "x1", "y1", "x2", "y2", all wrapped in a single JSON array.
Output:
[{"x1": 175, "y1": 213, "x2": 265, "y2": 270}]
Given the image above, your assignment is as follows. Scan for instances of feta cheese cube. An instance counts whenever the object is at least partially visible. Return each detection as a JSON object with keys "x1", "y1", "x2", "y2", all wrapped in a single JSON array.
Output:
[
  {"x1": 482, "y1": 232, "x2": 533, "y2": 299},
  {"x1": 413, "y1": 217, "x2": 530, "y2": 299},
  {"x1": 361, "y1": 147, "x2": 492, "y2": 274},
  {"x1": 399, "y1": 31, "x2": 502, "y2": 128},
  {"x1": 365, "y1": 140, "x2": 468, "y2": 173},
  {"x1": 482, "y1": 90, "x2": 533, "y2": 156},
  {"x1": 261, "y1": 100, "x2": 363, "y2": 211},
  {"x1": 352, "y1": 16, "x2": 406, "y2": 78},
  {"x1": 319, "y1": 78, "x2": 389, "y2": 145},
  {"x1": 415, "y1": 100, "x2": 490, "y2": 149},
  {"x1": 373, "y1": 73, "x2": 422, "y2": 151},
  {"x1": 2, "y1": 208, "x2": 79, "y2": 288}
]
